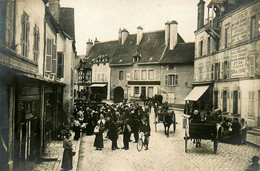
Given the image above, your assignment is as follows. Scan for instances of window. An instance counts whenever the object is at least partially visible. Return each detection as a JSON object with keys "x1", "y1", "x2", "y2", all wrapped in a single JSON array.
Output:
[
  {"x1": 222, "y1": 91, "x2": 227, "y2": 112},
  {"x1": 119, "y1": 71, "x2": 123, "y2": 80},
  {"x1": 168, "y1": 74, "x2": 178, "y2": 86},
  {"x1": 223, "y1": 61, "x2": 229, "y2": 79},
  {"x1": 211, "y1": 65, "x2": 214, "y2": 80},
  {"x1": 134, "y1": 70, "x2": 140, "y2": 80},
  {"x1": 133, "y1": 56, "x2": 140, "y2": 63},
  {"x1": 5, "y1": 0, "x2": 15, "y2": 48},
  {"x1": 148, "y1": 70, "x2": 154, "y2": 80},
  {"x1": 199, "y1": 40, "x2": 203, "y2": 56},
  {"x1": 52, "y1": 43, "x2": 57, "y2": 73},
  {"x1": 21, "y1": 12, "x2": 30, "y2": 57},
  {"x1": 98, "y1": 73, "x2": 104, "y2": 81},
  {"x1": 46, "y1": 38, "x2": 52, "y2": 72},
  {"x1": 207, "y1": 37, "x2": 211, "y2": 55},
  {"x1": 33, "y1": 25, "x2": 40, "y2": 62},
  {"x1": 224, "y1": 28, "x2": 229, "y2": 48},
  {"x1": 214, "y1": 63, "x2": 220, "y2": 80},
  {"x1": 250, "y1": 15, "x2": 256, "y2": 39},
  {"x1": 57, "y1": 52, "x2": 64, "y2": 78},
  {"x1": 134, "y1": 86, "x2": 139, "y2": 97},
  {"x1": 141, "y1": 70, "x2": 147, "y2": 80}
]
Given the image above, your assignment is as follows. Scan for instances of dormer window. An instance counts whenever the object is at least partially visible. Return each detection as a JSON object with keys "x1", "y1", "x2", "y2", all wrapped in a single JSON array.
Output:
[
  {"x1": 133, "y1": 53, "x2": 141, "y2": 63},
  {"x1": 133, "y1": 56, "x2": 140, "y2": 63}
]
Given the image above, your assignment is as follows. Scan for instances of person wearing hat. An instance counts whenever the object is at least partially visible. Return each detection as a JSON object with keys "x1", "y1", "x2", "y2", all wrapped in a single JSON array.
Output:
[
  {"x1": 121, "y1": 119, "x2": 132, "y2": 150},
  {"x1": 61, "y1": 133, "x2": 74, "y2": 170},
  {"x1": 140, "y1": 118, "x2": 151, "y2": 150},
  {"x1": 189, "y1": 110, "x2": 201, "y2": 123}
]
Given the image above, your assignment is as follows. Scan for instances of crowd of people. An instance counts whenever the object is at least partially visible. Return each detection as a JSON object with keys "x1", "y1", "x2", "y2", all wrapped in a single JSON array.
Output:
[{"x1": 72, "y1": 102, "x2": 151, "y2": 151}]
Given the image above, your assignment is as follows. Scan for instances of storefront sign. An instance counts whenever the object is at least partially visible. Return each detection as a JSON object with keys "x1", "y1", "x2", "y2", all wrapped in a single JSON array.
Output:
[
  {"x1": 231, "y1": 10, "x2": 248, "y2": 44},
  {"x1": 21, "y1": 87, "x2": 39, "y2": 96},
  {"x1": 230, "y1": 47, "x2": 247, "y2": 78}
]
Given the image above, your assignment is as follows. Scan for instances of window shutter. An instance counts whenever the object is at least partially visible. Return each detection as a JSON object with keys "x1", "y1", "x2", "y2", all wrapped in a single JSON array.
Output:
[
  {"x1": 175, "y1": 75, "x2": 178, "y2": 85},
  {"x1": 57, "y1": 52, "x2": 64, "y2": 78},
  {"x1": 249, "y1": 55, "x2": 255, "y2": 77},
  {"x1": 46, "y1": 38, "x2": 52, "y2": 72},
  {"x1": 52, "y1": 43, "x2": 57, "y2": 73},
  {"x1": 165, "y1": 75, "x2": 168, "y2": 86}
]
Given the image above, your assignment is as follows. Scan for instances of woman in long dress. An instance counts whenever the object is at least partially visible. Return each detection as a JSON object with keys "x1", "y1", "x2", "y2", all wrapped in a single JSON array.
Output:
[
  {"x1": 93, "y1": 122, "x2": 104, "y2": 150},
  {"x1": 61, "y1": 133, "x2": 73, "y2": 170}
]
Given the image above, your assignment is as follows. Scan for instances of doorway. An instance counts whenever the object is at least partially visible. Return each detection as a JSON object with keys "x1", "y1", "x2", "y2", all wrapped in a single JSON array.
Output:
[
  {"x1": 113, "y1": 87, "x2": 124, "y2": 103},
  {"x1": 233, "y1": 91, "x2": 238, "y2": 114}
]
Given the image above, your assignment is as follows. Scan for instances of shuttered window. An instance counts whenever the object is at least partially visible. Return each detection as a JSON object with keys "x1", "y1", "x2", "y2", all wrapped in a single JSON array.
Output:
[
  {"x1": 33, "y1": 25, "x2": 40, "y2": 62},
  {"x1": 57, "y1": 52, "x2": 64, "y2": 78},
  {"x1": 46, "y1": 38, "x2": 52, "y2": 72},
  {"x1": 21, "y1": 12, "x2": 30, "y2": 57},
  {"x1": 52, "y1": 42, "x2": 57, "y2": 73}
]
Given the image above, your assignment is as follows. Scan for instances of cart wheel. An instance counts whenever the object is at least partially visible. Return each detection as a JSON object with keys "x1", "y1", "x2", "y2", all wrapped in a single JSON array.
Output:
[
  {"x1": 214, "y1": 140, "x2": 218, "y2": 154},
  {"x1": 137, "y1": 139, "x2": 143, "y2": 152},
  {"x1": 185, "y1": 126, "x2": 188, "y2": 153}
]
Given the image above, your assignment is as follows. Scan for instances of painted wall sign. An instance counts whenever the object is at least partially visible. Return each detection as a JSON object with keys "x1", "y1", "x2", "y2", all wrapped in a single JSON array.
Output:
[
  {"x1": 230, "y1": 46, "x2": 247, "y2": 78},
  {"x1": 231, "y1": 10, "x2": 248, "y2": 44}
]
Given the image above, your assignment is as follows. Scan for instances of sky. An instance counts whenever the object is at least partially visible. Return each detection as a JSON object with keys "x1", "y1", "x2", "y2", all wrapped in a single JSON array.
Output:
[{"x1": 60, "y1": 0, "x2": 211, "y2": 55}]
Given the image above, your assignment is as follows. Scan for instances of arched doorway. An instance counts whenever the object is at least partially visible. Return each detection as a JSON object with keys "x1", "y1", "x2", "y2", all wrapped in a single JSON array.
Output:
[{"x1": 113, "y1": 87, "x2": 124, "y2": 103}]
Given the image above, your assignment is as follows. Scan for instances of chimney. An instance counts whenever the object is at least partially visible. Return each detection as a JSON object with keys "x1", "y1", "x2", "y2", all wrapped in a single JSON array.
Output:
[
  {"x1": 121, "y1": 28, "x2": 129, "y2": 45},
  {"x1": 118, "y1": 28, "x2": 122, "y2": 44},
  {"x1": 165, "y1": 21, "x2": 170, "y2": 46},
  {"x1": 49, "y1": 0, "x2": 60, "y2": 23},
  {"x1": 169, "y1": 20, "x2": 178, "y2": 50},
  {"x1": 86, "y1": 39, "x2": 93, "y2": 56},
  {"x1": 136, "y1": 26, "x2": 143, "y2": 45},
  {"x1": 94, "y1": 37, "x2": 99, "y2": 44},
  {"x1": 197, "y1": 0, "x2": 205, "y2": 30}
]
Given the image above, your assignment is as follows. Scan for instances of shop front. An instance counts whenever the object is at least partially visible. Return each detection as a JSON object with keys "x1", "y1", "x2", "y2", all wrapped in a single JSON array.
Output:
[
  {"x1": 15, "y1": 80, "x2": 41, "y2": 170},
  {"x1": 184, "y1": 84, "x2": 213, "y2": 115}
]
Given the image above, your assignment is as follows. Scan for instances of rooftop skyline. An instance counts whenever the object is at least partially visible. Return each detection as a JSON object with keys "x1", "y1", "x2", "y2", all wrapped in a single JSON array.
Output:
[{"x1": 60, "y1": 0, "x2": 211, "y2": 55}]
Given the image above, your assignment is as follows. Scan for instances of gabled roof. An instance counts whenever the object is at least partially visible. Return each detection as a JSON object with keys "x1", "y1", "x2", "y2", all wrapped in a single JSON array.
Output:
[
  {"x1": 159, "y1": 42, "x2": 195, "y2": 64},
  {"x1": 110, "y1": 30, "x2": 185, "y2": 65}
]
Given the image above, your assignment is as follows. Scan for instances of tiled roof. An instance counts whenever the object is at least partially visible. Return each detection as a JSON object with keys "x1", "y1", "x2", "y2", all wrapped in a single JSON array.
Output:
[
  {"x1": 86, "y1": 40, "x2": 119, "y2": 64},
  {"x1": 59, "y1": 8, "x2": 75, "y2": 40},
  {"x1": 110, "y1": 30, "x2": 185, "y2": 65},
  {"x1": 159, "y1": 42, "x2": 195, "y2": 64}
]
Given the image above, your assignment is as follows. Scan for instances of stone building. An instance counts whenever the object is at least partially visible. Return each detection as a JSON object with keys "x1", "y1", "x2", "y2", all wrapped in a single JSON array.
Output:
[
  {"x1": 110, "y1": 23, "x2": 194, "y2": 104},
  {"x1": 0, "y1": 0, "x2": 76, "y2": 170},
  {"x1": 189, "y1": 0, "x2": 260, "y2": 127}
]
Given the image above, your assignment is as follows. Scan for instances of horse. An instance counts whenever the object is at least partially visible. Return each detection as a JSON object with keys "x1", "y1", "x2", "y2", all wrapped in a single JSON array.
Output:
[{"x1": 162, "y1": 110, "x2": 176, "y2": 137}]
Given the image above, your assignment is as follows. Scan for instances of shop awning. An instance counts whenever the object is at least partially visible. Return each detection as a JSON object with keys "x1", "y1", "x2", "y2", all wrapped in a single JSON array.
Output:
[
  {"x1": 89, "y1": 84, "x2": 107, "y2": 87},
  {"x1": 184, "y1": 85, "x2": 209, "y2": 101}
]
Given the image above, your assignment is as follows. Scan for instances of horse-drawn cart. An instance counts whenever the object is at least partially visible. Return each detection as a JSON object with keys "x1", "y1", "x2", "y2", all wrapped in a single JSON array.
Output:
[
  {"x1": 183, "y1": 119, "x2": 219, "y2": 153},
  {"x1": 154, "y1": 106, "x2": 176, "y2": 137}
]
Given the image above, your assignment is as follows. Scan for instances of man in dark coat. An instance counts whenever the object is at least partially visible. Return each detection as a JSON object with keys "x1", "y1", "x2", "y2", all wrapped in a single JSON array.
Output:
[
  {"x1": 231, "y1": 118, "x2": 241, "y2": 144},
  {"x1": 122, "y1": 119, "x2": 131, "y2": 150},
  {"x1": 140, "y1": 118, "x2": 151, "y2": 150},
  {"x1": 109, "y1": 119, "x2": 119, "y2": 150}
]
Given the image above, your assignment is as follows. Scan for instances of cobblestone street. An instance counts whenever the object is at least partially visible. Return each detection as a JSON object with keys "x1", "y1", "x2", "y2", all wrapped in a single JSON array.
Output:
[{"x1": 77, "y1": 109, "x2": 260, "y2": 171}]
